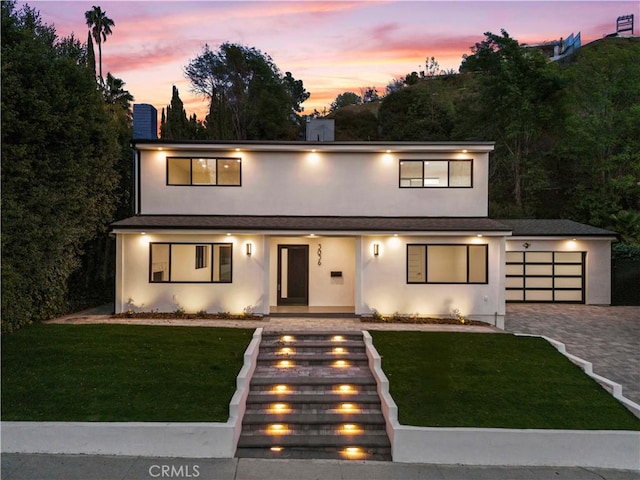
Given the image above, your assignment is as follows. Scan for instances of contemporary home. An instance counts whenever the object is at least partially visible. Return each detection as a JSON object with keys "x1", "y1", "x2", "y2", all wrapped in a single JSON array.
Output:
[{"x1": 110, "y1": 139, "x2": 616, "y2": 328}]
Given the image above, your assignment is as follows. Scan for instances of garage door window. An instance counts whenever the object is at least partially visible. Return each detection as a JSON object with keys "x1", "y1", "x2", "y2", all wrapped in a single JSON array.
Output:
[{"x1": 506, "y1": 251, "x2": 584, "y2": 302}]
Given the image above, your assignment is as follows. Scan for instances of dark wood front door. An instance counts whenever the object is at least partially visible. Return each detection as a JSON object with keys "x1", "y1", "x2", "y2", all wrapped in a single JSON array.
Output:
[{"x1": 277, "y1": 245, "x2": 309, "y2": 306}]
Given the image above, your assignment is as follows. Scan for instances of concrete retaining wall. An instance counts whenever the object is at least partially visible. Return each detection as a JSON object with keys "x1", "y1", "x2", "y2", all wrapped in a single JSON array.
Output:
[
  {"x1": 1, "y1": 328, "x2": 263, "y2": 458},
  {"x1": 0, "y1": 421, "x2": 234, "y2": 458},
  {"x1": 229, "y1": 328, "x2": 263, "y2": 454},
  {"x1": 363, "y1": 331, "x2": 640, "y2": 470}
]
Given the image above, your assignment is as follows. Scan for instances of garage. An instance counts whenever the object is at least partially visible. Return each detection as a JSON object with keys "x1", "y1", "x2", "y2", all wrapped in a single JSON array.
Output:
[
  {"x1": 505, "y1": 250, "x2": 585, "y2": 302},
  {"x1": 500, "y1": 219, "x2": 617, "y2": 306}
]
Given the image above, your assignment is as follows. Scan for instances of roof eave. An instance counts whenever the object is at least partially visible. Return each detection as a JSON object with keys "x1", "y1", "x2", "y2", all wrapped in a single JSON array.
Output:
[
  {"x1": 131, "y1": 140, "x2": 496, "y2": 154},
  {"x1": 508, "y1": 235, "x2": 617, "y2": 240}
]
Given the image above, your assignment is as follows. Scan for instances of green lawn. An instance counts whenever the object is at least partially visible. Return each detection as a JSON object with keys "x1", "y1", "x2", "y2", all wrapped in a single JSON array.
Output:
[
  {"x1": 1, "y1": 324, "x2": 253, "y2": 422},
  {"x1": 371, "y1": 331, "x2": 640, "y2": 430}
]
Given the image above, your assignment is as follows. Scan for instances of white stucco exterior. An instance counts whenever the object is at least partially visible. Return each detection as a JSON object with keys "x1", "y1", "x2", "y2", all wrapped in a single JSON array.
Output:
[
  {"x1": 359, "y1": 235, "x2": 505, "y2": 322},
  {"x1": 505, "y1": 237, "x2": 613, "y2": 305},
  {"x1": 137, "y1": 143, "x2": 491, "y2": 217},
  {"x1": 116, "y1": 232, "x2": 267, "y2": 314},
  {"x1": 112, "y1": 140, "x2": 615, "y2": 323},
  {"x1": 114, "y1": 231, "x2": 507, "y2": 325}
]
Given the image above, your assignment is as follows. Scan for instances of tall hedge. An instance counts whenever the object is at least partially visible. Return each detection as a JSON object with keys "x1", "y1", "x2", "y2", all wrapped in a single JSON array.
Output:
[{"x1": 1, "y1": 2, "x2": 119, "y2": 332}]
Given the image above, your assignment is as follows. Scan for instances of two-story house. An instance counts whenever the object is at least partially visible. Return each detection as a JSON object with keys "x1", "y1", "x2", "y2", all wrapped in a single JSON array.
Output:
[{"x1": 111, "y1": 140, "x2": 615, "y2": 328}]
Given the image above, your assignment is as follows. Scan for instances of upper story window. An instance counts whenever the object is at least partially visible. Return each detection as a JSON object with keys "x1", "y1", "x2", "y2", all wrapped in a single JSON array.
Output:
[
  {"x1": 167, "y1": 157, "x2": 241, "y2": 186},
  {"x1": 400, "y1": 159, "x2": 472, "y2": 188}
]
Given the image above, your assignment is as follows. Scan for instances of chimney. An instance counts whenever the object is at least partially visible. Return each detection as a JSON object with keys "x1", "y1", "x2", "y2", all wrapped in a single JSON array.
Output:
[
  {"x1": 133, "y1": 104, "x2": 158, "y2": 139},
  {"x1": 306, "y1": 119, "x2": 335, "y2": 142}
]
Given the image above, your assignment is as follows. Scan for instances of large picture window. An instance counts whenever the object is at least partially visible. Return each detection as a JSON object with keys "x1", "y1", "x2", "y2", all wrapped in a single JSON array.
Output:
[
  {"x1": 150, "y1": 243, "x2": 232, "y2": 283},
  {"x1": 407, "y1": 244, "x2": 488, "y2": 284},
  {"x1": 400, "y1": 160, "x2": 472, "y2": 188},
  {"x1": 167, "y1": 157, "x2": 241, "y2": 186}
]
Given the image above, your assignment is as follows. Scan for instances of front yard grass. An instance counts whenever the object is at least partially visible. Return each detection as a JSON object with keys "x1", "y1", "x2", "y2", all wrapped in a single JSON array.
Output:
[
  {"x1": 371, "y1": 331, "x2": 640, "y2": 430},
  {"x1": 1, "y1": 324, "x2": 253, "y2": 422}
]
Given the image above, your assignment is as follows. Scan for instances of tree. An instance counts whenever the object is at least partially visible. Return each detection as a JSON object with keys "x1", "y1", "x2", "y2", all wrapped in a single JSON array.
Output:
[
  {"x1": 2, "y1": 2, "x2": 120, "y2": 332},
  {"x1": 421, "y1": 56, "x2": 440, "y2": 77},
  {"x1": 554, "y1": 37, "x2": 640, "y2": 231},
  {"x1": 329, "y1": 106, "x2": 379, "y2": 141},
  {"x1": 361, "y1": 87, "x2": 379, "y2": 103},
  {"x1": 283, "y1": 71, "x2": 310, "y2": 113},
  {"x1": 330, "y1": 91, "x2": 361, "y2": 112},
  {"x1": 609, "y1": 210, "x2": 640, "y2": 245},
  {"x1": 103, "y1": 72, "x2": 133, "y2": 110},
  {"x1": 84, "y1": 5, "x2": 114, "y2": 83},
  {"x1": 459, "y1": 30, "x2": 564, "y2": 214},
  {"x1": 379, "y1": 83, "x2": 455, "y2": 141},
  {"x1": 160, "y1": 85, "x2": 190, "y2": 139},
  {"x1": 86, "y1": 31, "x2": 95, "y2": 76},
  {"x1": 160, "y1": 87, "x2": 209, "y2": 140},
  {"x1": 385, "y1": 77, "x2": 405, "y2": 95},
  {"x1": 185, "y1": 42, "x2": 308, "y2": 140}
]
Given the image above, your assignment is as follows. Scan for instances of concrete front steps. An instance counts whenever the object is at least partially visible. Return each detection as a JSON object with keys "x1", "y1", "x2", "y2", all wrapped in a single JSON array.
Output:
[{"x1": 236, "y1": 332, "x2": 391, "y2": 461}]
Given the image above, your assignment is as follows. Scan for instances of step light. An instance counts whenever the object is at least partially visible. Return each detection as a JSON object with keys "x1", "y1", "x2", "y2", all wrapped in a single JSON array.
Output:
[
  {"x1": 270, "y1": 446, "x2": 284, "y2": 453},
  {"x1": 277, "y1": 360, "x2": 293, "y2": 368},
  {"x1": 281, "y1": 335, "x2": 294, "y2": 342},
  {"x1": 342, "y1": 447, "x2": 364, "y2": 459},
  {"x1": 269, "y1": 403, "x2": 290, "y2": 414},
  {"x1": 333, "y1": 360, "x2": 349, "y2": 368},
  {"x1": 336, "y1": 384, "x2": 355, "y2": 394},
  {"x1": 331, "y1": 335, "x2": 344, "y2": 342},
  {"x1": 332, "y1": 347, "x2": 346, "y2": 354},
  {"x1": 267, "y1": 423, "x2": 289, "y2": 434},
  {"x1": 339, "y1": 403, "x2": 358, "y2": 413},
  {"x1": 340, "y1": 424, "x2": 361, "y2": 434},
  {"x1": 273, "y1": 385, "x2": 289, "y2": 394},
  {"x1": 278, "y1": 347, "x2": 294, "y2": 355}
]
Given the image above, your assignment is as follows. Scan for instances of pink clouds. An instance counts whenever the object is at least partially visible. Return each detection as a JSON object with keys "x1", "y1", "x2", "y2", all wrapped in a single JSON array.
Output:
[
  {"x1": 21, "y1": 0, "x2": 639, "y2": 118},
  {"x1": 103, "y1": 39, "x2": 204, "y2": 74}
]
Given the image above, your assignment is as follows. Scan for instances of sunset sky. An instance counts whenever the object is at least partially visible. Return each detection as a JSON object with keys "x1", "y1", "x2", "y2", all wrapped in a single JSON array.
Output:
[{"x1": 22, "y1": 1, "x2": 639, "y2": 119}]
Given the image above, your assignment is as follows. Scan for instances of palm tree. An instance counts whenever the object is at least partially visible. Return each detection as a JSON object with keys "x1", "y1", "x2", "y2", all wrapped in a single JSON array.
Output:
[
  {"x1": 104, "y1": 73, "x2": 134, "y2": 110},
  {"x1": 84, "y1": 6, "x2": 114, "y2": 83}
]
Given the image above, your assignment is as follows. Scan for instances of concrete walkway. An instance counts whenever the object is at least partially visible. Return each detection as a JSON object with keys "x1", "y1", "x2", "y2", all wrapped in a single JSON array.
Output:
[
  {"x1": 48, "y1": 304, "x2": 498, "y2": 333},
  {"x1": 2, "y1": 454, "x2": 638, "y2": 480},
  {"x1": 505, "y1": 304, "x2": 640, "y2": 405}
]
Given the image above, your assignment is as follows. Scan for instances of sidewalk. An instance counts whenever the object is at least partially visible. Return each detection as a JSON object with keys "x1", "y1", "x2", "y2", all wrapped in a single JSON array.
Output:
[{"x1": 2, "y1": 454, "x2": 638, "y2": 480}]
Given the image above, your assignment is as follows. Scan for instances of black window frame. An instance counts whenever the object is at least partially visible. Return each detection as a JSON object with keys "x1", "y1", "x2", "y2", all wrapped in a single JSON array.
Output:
[
  {"x1": 195, "y1": 245, "x2": 207, "y2": 269},
  {"x1": 505, "y1": 251, "x2": 585, "y2": 303},
  {"x1": 149, "y1": 242, "x2": 233, "y2": 283},
  {"x1": 406, "y1": 243, "x2": 488, "y2": 284},
  {"x1": 399, "y1": 159, "x2": 473, "y2": 188},
  {"x1": 166, "y1": 157, "x2": 242, "y2": 186}
]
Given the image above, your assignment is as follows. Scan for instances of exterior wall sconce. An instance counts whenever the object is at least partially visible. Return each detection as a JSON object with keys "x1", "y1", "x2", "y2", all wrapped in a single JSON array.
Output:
[
  {"x1": 246, "y1": 243, "x2": 252, "y2": 256},
  {"x1": 373, "y1": 243, "x2": 380, "y2": 256}
]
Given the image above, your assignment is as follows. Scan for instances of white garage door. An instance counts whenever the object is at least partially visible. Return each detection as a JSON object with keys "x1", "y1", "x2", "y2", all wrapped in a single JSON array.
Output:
[{"x1": 505, "y1": 251, "x2": 585, "y2": 303}]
